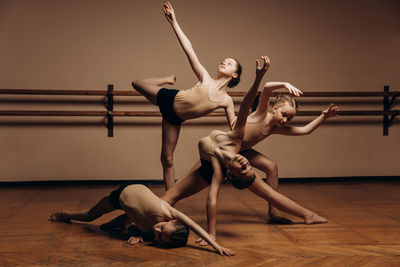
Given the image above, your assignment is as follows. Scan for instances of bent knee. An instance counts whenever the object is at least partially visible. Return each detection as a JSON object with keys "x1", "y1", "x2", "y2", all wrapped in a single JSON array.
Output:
[{"x1": 161, "y1": 154, "x2": 174, "y2": 168}]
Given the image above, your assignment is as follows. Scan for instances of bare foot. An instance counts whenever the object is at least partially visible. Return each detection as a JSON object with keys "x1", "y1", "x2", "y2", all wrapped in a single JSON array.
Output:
[
  {"x1": 267, "y1": 215, "x2": 293, "y2": 225},
  {"x1": 49, "y1": 212, "x2": 71, "y2": 223},
  {"x1": 304, "y1": 213, "x2": 328, "y2": 224},
  {"x1": 166, "y1": 75, "x2": 176, "y2": 85}
]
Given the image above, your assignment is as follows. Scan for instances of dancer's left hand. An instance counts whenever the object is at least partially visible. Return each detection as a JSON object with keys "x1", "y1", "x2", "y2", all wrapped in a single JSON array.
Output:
[
  {"x1": 322, "y1": 103, "x2": 339, "y2": 118},
  {"x1": 256, "y1": 56, "x2": 270, "y2": 78}
]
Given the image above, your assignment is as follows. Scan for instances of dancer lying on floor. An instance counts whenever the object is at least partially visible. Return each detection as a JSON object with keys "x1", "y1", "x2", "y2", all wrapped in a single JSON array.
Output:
[
  {"x1": 50, "y1": 183, "x2": 235, "y2": 256},
  {"x1": 237, "y1": 82, "x2": 339, "y2": 223},
  {"x1": 160, "y1": 56, "x2": 327, "y2": 246},
  {"x1": 131, "y1": 1, "x2": 242, "y2": 190}
]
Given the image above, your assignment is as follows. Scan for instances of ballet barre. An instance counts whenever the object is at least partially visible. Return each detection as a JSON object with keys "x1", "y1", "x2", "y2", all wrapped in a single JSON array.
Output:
[{"x1": 0, "y1": 85, "x2": 398, "y2": 137}]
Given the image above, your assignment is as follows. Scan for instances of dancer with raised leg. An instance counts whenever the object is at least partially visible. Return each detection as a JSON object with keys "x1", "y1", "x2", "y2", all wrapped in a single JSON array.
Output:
[{"x1": 131, "y1": 1, "x2": 241, "y2": 189}]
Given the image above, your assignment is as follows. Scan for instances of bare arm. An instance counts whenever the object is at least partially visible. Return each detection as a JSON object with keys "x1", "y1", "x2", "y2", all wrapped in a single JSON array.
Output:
[
  {"x1": 276, "y1": 104, "x2": 339, "y2": 135},
  {"x1": 254, "y1": 82, "x2": 303, "y2": 115},
  {"x1": 162, "y1": 2, "x2": 209, "y2": 81},
  {"x1": 224, "y1": 97, "x2": 236, "y2": 130},
  {"x1": 170, "y1": 188, "x2": 235, "y2": 256},
  {"x1": 232, "y1": 56, "x2": 270, "y2": 138},
  {"x1": 204, "y1": 157, "x2": 225, "y2": 241}
]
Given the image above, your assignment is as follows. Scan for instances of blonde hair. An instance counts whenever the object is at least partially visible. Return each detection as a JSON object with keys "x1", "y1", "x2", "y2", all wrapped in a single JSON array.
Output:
[{"x1": 271, "y1": 94, "x2": 298, "y2": 110}]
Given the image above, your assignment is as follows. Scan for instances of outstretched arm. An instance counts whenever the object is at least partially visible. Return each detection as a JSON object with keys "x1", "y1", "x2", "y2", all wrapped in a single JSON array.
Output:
[
  {"x1": 276, "y1": 103, "x2": 339, "y2": 135},
  {"x1": 170, "y1": 187, "x2": 235, "y2": 256},
  {"x1": 232, "y1": 56, "x2": 270, "y2": 138},
  {"x1": 254, "y1": 82, "x2": 303, "y2": 115},
  {"x1": 224, "y1": 97, "x2": 236, "y2": 130},
  {"x1": 162, "y1": 2, "x2": 209, "y2": 81}
]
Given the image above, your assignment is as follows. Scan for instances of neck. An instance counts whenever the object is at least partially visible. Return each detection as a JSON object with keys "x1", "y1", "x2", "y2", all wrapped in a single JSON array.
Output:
[
  {"x1": 266, "y1": 112, "x2": 277, "y2": 127},
  {"x1": 214, "y1": 75, "x2": 231, "y2": 89}
]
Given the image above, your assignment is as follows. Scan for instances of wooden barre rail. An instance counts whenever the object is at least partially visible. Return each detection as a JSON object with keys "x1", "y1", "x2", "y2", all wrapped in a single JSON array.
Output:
[
  {"x1": 0, "y1": 85, "x2": 398, "y2": 137},
  {"x1": 0, "y1": 110, "x2": 398, "y2": 117},
  {"x1": 0, "y1": 88, "x2": 398, "y2": 97}
]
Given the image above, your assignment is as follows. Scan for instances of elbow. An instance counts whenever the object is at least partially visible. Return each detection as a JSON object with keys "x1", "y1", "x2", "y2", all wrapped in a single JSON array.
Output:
[{"x1": 206, "y1": 199, "x2": 217, "y2": 208}]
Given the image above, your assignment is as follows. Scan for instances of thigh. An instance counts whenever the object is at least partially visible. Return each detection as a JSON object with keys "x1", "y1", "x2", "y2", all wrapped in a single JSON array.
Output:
[
  {"x1": 161, "y1": 119, "x2": 181, "y2": 155},
  {"x1": 161, "y1": 163, "x2": 209, "y2": 204},
  {"x1": 241, "y1": 148, "x2": 276, "y2": 173}
]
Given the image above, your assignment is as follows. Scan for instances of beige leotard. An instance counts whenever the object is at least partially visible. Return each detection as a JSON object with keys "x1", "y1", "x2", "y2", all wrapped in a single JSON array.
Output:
[
  {"x1": 198, "y1": 130, "x2": 241, "y2": 162},
  {"x1": 240, "y1": 118, "x2": 271, "y2": 151},
  {"x1": 119, "y1": 184, "x2": 171, "y2": 232},
  {"x1": 173, "y1": 84, "x2": 223, "y2": 120}
]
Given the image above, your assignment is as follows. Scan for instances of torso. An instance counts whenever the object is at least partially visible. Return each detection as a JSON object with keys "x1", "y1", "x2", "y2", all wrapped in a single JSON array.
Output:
[
  {"x1": 118, "y1": 184, "x2": 172, "y2": 232},
  {"x1": 240, "y1": 118, "x2": 273, "y2": 151},
  {"x1": 198, "y1": 130, "x2": 241, "y2": 163},
  {"x1": 173, "y1": 84, "x2": 225, "y2": 120}
]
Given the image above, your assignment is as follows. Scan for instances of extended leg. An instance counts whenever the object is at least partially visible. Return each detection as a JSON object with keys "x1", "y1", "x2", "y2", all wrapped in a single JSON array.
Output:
[
  {"x1": 242, "y1": 149, "x2": 291, "y2": 224},
  {"x1": 50, "y1": 196, "x2": 116, "y2": 223},
  {"x1": 161, "y1": 160, "x2": 209, "y2": 205},
  {"x1": 248, "y1": 174, "x2": 327, "y2": 224}
]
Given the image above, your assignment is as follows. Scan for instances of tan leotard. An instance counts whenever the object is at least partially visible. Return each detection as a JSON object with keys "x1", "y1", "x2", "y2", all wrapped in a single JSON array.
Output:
[
  {"x1": 173, "y1": 84, "x2": 223, "y2": 120},
  {"x1": 119, "y1": 184, "x2": 171, "y2": 232},
  {"x1": 198, "y1": 130, "x2": 241, "y2": 162},
  {"x1": 240, "y1": 118, "x2": 271, "y2": 151}
]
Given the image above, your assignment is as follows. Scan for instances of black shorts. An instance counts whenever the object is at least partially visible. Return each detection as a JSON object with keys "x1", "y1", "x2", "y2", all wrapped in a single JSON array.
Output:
[
  {"x1": 156, "y1": 88, "x2": 185, "y2": 126},
  {"x1": 108, "y1": 181, "x2": 139, "y2": 209}
]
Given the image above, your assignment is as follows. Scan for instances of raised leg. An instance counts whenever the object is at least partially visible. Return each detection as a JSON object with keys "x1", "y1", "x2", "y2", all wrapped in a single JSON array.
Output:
[
  {"x1": 161, "y1": 119, "x2": 181, "y2": 190},
  {"x1": 242, "y1": 149, "x2": 291, "y2": 224},
  {"x1": 50, "y1": 196, "x2": 116, "y2": 223},
  {"x1": 131, "y1": 75, "x2": 176, "y2": 105},
  {"x1": 248, "y1": 174, "x2": 327, "y2": 224}
]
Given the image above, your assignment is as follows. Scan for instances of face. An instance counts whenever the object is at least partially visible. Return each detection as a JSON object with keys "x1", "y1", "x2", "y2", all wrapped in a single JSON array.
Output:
[
  {"x1": 228, "y1": 154, "x2": 255, "y2": 180},
  {"x1": 272, "y1": 102, "x2": 297, "y2": 127},
  {"x1": 153, "y1": 220, "x2": 177, "y2": 245},
  {"x1": 218, "y1": 58, "x2": 238, "y2": 78}
]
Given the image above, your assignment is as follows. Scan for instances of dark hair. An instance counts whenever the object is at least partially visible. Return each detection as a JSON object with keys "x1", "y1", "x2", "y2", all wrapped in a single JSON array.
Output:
[
  {"x1": 271, "y1": 94, "x2": 298, "y2": 110},
  {"x1": 167, "y1": 222, "x2": 189, "y2": 248},
  {"x1": 227, "y1": 58, "x2": 242, "y2": 88},
  {"x1": 230, "y1": 173, "x2": 256, "y2": 190}
]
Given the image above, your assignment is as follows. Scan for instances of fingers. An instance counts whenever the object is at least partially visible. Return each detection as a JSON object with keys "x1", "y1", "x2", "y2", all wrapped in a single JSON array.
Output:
[
  {"x1": 128, "y1": 236, "x2": 143, "y2": 245},
  {"x1": 219, "y1": 248, "x2": 236, "y2": 256}
]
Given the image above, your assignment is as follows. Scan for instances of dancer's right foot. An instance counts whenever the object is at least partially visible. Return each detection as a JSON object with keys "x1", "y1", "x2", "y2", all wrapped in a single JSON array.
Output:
[
  {"x1": 49, "y1": 212, "x2": 71, "y2": 223},
  {"x1": 166, "y1": 75, "x2": 177, "y2": 85}
]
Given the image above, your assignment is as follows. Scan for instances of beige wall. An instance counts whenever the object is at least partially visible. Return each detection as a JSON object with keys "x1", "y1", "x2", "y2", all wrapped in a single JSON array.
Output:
[{"x1": 0, "y1": 0, "x2": 399, "y2": 181}]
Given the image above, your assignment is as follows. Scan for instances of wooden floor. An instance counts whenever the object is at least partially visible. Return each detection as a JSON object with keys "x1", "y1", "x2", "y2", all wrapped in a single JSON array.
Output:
[{"x1": 1, "y1": 180, "x2": 400, "y2": 266}]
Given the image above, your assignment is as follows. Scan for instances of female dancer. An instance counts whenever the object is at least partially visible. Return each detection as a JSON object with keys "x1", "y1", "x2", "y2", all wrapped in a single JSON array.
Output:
[
  {"x1": 239, "y1": 82, "x2": 339, "y2": 223},
  {"x1": 131, "y1": 1, "x2": 241, "y2": 190},
  {"x1": 50, "y1": 183, "x2": 235, "y2": 256},
  {"x1": 161, "y1": 56, "x2": 327, "y2": 246}
]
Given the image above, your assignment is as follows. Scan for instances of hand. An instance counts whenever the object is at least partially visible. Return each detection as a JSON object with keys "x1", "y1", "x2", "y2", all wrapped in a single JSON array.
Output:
[
  {"x1": 283, "y1": 82, "x2": 303, "y2": 97},
  {"x1": 321, "y1": 103, "x2": 339, "y2": 118},
  {"x1": 256, "y1": 56, "x2": 270, "y2": 78},
  {"x1": 127, "y1": 236, "x2": 143, "y2": 245},
  {"x1": 214, "y1": 245, "x2": 236, "y2": 256},
  {"x1": 162, "y1": 1, "x2": 176, "y2": 23},
  {"x1": 195, "y1": 237, "x2": 210, "y2": 246}
]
